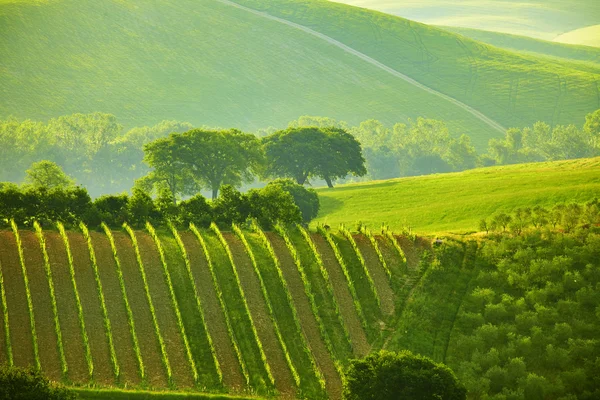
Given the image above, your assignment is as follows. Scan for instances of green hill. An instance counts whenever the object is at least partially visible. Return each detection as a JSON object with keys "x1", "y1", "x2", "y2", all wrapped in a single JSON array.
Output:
[
  {"x1": 439, "y1": 26, "x2": 600, "y2": 65},
  {"x1": 314, "y1": 157, "x2": 600, "y2": 234},
  {"x1": 2, "y1": 0, "x2": 600, "y2": 150},
  {"x1": 554, "y1": 24, "x2": 600, "y2": 48}
]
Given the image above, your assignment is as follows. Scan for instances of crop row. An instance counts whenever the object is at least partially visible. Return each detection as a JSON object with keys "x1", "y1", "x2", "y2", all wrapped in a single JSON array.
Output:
[
  {"x1": 11, "y1": 220, "x2": 41, "y2": 371},
  {"x1": 34, "y1": 222, "x2": 67, "y2": 378},
  {"x1": 359, "y1": 226, "x2": 391, "y2": 280},
  {"x1": 0, "y1": 245, "x2": 12, "y2": 366},
  {"x1": 383, "y1": 227, "x2": 407, "y2": 266}
]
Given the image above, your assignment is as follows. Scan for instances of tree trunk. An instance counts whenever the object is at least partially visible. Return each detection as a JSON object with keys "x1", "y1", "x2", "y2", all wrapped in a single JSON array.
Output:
[
  {"x1": 212, "y1": 186, "x2": 219, "y2": 200},
  {"x1": 324, "y1": 176, "x2": 334, "y2": 188},
  {"x1": 296, "y1": 172, "x2": 309, "y2": 185}
]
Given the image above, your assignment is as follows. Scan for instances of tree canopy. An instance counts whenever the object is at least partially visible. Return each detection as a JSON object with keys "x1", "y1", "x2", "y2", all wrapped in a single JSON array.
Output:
[
  {"x1": 24, "y1": 160, "x2": 75, "y2": 190},
  {"x1": 343, "y1": 350, "x2": 466, "y2": 400},
  {"x1": 0, "y1": 365, "x2": 75, "y2": 400}
]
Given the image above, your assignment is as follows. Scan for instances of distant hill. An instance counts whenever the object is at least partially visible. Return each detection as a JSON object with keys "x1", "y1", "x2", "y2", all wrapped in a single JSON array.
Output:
[
  {"x1": 1, "y1": 0, "x2": 600, "y2": 151},
  {"x1": 439, "y1": 26, "x2": 600, "y2": 65},
  {"x1": 554, "y1": 25, "x2": 600, "y2": 48}
]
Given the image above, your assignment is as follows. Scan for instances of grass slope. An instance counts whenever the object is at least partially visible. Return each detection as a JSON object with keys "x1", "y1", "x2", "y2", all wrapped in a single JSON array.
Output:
[
  {"x1": 439, "y1": 26, "x2": 600, "y2": 65},
  {"x1": 554, "y1": 25, "x2": 600, "y2": 48},
  {"x1": 314, "y1": 157, "x2": 600, "y2": 234}
]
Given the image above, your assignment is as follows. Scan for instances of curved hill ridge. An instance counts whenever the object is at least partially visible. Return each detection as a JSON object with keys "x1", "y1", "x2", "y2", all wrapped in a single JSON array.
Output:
[{"x1": 554, "y1": 25, "x2": 600, "y2": 48}]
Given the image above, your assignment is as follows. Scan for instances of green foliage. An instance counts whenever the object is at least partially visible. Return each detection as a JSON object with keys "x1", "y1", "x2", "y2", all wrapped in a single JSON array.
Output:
[
  {"x1": 0, "y1": 249, "x2": 12, "y2": 367},
  {"x1": 343, "y1": 350, "x2": 466, "y2": 400},
  {"x1": 24, "y1": 160, "x2": 75, "y2": 190},
  {"x1": 359, "y1": 226, "x2": 391, "y2": 279},
  {"x1": 265, "y1": 179, "x2": 319, "y2": 223},
  {"x1": 57, "y1": 221, "x2": 93, "y2": 379},
  {"x1": 0, "y1": 365, "x2": 76, "y2": 400},
  {"x1": 246, "y1": 185, "x2": 302, "y2": 229},
  {"x1": 10, "y1": 220, "x2": 40, "y2": 371}
]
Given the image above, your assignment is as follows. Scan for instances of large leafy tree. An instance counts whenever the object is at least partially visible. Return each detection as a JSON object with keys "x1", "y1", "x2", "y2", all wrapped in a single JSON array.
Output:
[
  {"x1": 344, "y1": 350, "x2": 466, "y2": 400},
  {"x1": 24, "y1": 160, "x2": 75, "y2": 189},
  {"x1": 263, "y1": 126, "x2": 366, "y2": 187}
]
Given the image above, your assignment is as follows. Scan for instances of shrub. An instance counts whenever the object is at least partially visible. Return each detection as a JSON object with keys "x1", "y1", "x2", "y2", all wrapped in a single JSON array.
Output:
[
  {"x1": 265, "y1": 179, "x2": 319, "y2": 223},
  {"x1": 0, "y1": 365, "x2": 75, "y2": 400}
]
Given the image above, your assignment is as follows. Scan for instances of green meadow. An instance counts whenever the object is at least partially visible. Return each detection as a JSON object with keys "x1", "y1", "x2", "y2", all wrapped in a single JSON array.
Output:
[{"x1": 314, "y1": 157, "x2": 600, "y2": 234}]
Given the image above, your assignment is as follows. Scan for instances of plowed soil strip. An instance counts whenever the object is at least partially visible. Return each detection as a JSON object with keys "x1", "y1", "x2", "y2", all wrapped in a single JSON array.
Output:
[
  {"x1": 179, "y1": 231, "x2": 244, "y2": 392},
  {"x1": 353, "y1": 234, "x2": 394, "y2": 316},
  {"x1": 67, "y1": 232, "x2": 113, "y2": 385},
  {"x1": 0, "y1": 231, "x2": 34, "y2": 369},
  {"x1": 113, "y1": 232, "x2": 167, "y2": 388},
  {"x1": 0, "y1": 251, "x2": 6, "y2": 365},
  {"x1": 266, "y1": 232, "x2": 342, "y2": 400},
  {"x1": 311, "y1": 234, "x2": 369, "y2": 357},
  {"x1": 223, "y1": 233, "x2": 294, "y2": 398},
  {"x1": 396, "y1": 236, "x2": 419, "y2": 270},
  {"x1": 375, "y1": 236, "x2": 403, "y2": 276},
  {"x1": 19, "y1": 231, "x2": 61, "y2": 381},
  {"x1": 160, "y1": 234, "x2": 220, "y2": 389},
  {"x1": 45, "y1": 231, "x2": 88, "y2": 383},
  {"x1": 90, "y1": 231, "x2": 140, "y2": 387},
  {"x1": 136, "y1": 232, "x2": 194, "y2": 389}
]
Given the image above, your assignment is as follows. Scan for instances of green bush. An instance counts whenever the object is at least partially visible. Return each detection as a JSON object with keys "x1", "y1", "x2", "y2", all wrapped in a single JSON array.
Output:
[{"x1": 0, "y1": 366, "x2": 75, "y2": 400}]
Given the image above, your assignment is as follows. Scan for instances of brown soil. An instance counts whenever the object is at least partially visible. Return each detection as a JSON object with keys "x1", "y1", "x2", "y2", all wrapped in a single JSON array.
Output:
[
  {"x1": 311, "y1": 234, "x2": 370, "y2": 357},
  {"x1": 0, "y1": 248, "x2": 5, "y2": 366},
  {"x1": 374, "y1": 235, "x2": 403, "y2": 275},
  {"x1": 45, "y1": 231, "x2": 89, "y2": 383},
  {"x1": 353, "y1": 234, "x2": 394, "y2": 316},
  {"x1": 90, "y1": 231, "x2": 141, "y2": 387},
  {"x1": 135, "y1": 231, "x2": 194, "y2": 389},
  {"x1": 222, "y1": 232, "x2": 294, "y2": 398},
  {"x1": 113, "y1": 231, "x2": 167, "y2": 388},
  {"x1": 179, "y1": 231, "x2": 244, "y2": 392},
  {"x1": 19, "y1": 231, "x2": 61, "y2": 381},
  {"x1": 0, "y1": 231, "x2": 35, "y2": 369},
  {"x1": 396, "y1": 236, "x2": 419, "y2": 270},
  {"x1": 266, "y1": 232, "x2": 342, "y2": 400},
  {"x1": 67, "y1": 232, "x2": 114, "y2": 385}
]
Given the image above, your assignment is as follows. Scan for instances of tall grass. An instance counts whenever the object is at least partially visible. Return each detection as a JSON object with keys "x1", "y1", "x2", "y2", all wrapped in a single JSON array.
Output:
[
  {"x1": 34, "y1": 221, "x2": 67, "y2": 378},
  {"x1": 339, "y1": 225, "x2": 381, "y2": 309},
  {"x1": 168, "y1": 222, "x2": 223, "y2": 386},
  {"x1": 250, "y1": 221, "x2": 326, "y2": 393},
  {"x1": 11, "y1": 220, "x2": 41, "y2": 370},
  {"x1": 210, "y1": 223, "x2": 275, "y2": 388},
  {"x1": 189, "y1": 223, "x2": 250, "y2": 388},
  {"x1": 317, "y1": 226, "x2": 369, "y2": 334},
  {"x1": 80, "y1": 222, "x2": 120, "y2": 381},
  {"x1": 0, "y1": 254, "x2": 12, "y2": 366},
  {"x1": 359, "y1": 226, "x2": 391, "y2": 280},
  {"x1": 101, "y1": 223, "x2": 145, "y2": 382},
  {"x1": 57, "y1": 221, "x2": 93, "y2": 379},
  {"x1": 232, "y1": 223, "x2": 299, "y2": 388},
  {"x1": 146, "y1": 222, "x2": 198, "y2": 384},
  {"x1": 122, "y1": 223, "x2": 172, "y2": 386}
]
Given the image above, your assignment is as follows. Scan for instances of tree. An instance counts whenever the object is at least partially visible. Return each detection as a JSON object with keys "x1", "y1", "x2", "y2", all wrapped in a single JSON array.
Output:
[
  {"x1": 247, "y1": 185, "x2": 302, "y2": 229},
  {"x1": 24, "y1": 160, "x2": 75, "y2": 189},
  {"x1": 0, "y1": 365, "x2": 75, "y2": 400},
  {"x1": 263, "y1": 127, "x2": 366, "y2": 187},
  {"x1": 343, "y1": 350, "x2": 466, "y2": 400},
  {"x1": 175, "y1": 129, "x2": 262, "y2": 199},
  {"x1": 266, "y1": 179, "x2": 319, "y2": 223}
]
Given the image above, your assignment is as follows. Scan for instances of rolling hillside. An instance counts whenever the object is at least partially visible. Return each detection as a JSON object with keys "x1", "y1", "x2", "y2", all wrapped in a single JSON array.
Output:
[
  {"x1": 554, "y1": 25, "x2": 600, "y2": 48},
  {"x1": 314, "y1": 157, "x2": 600, "y2": 234},
  {"x1": 1, "y1": 0, "x2": 600, "y2": 150}
]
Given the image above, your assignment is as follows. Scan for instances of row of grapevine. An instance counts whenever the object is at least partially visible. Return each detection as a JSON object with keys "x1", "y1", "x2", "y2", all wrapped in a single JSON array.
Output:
[
  {"x1": 317, "y1": 225, "x2": 369, "y2": 335},
  {"x1": 232, "y1": 223, "x2": 300, "y2": 389},
  {"x1": 123, "y1": 223, "x2": 172, "y2": 385},
  {"x1": 339, "y1": 225, "x2": 381, "y2": 309},
  {"x1": 10, "y1": 220, "x2": 41, "y2": 371},
  {"x1": 250, "y1": 222, "x2": 327, "y2": 395},
  {"x1": 57, "y1": 222, "x2": 93, "y2": 379},
  {"x1": 168, "y1": 223, "x2": 223, "y2": 386},
  {"x1": 359, "y1": 226, "x2": 391, "y2": 280},
  {"x1": 34, "y1": 222, "x2": 67, "y2": 378},
  {"x1": 210, "y1": 223, "x2": 275, "y2": 390},
  {"x1": 383, "y1": 226, "x2": 407, "y2": 265},
  {"x1": 0, "y1": 254, "x2": 12, "y2": 366},
  {"x1": 145, "y1": 222, "x2": 198, "y2": 384},
  {"x1": 189, "y1": 223, "x2": 250, "y2": 387},
  {"x1": 102, "y1": 223, "x2": 145, "y2": 381}
]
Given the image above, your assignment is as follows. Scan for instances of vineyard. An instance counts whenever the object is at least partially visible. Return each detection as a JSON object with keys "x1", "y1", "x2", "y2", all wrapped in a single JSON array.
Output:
[{"x1": 0, "y1": 222, "x2": 432, "y2": 399}]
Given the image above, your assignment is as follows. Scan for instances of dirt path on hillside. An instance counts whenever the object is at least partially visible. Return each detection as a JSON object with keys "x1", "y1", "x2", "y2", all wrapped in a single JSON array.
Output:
[
  {"x1": 311, "y1": 234, "x2": 370, "y2": 357},
  {"x1": 223, "y1": 232, "x2": 295, "y2": 398},
  {"x1": 217, "y1": 0, "x2": 506, "y2": 134},
  {"x1": 90, "y1": 231, "x2": 141, "y2": 387},
  {"x1": 45, "y1": 231, "x2": 88, "y2": 383},
  {"x1": 266, "y1": 232, "x2": 343, "y2": 400},
  {"x1": 353, "y1": 234, "x2": 394, "y2": 316},
  {"x1": 0, "y1": 231, "x2": 35, "y2": 369},
  {"x1": 19, "y1": 231, "x2": 61, "y2": 381},
  {"x1": 179, "y1": 231, "x2": 244, "y2": 392},
  {"x1": 113, "y1": 232, "x2": 167, "y2": 389},
  {"x1": 135, "y1": 232, "x2": 194, "y2": 389}
]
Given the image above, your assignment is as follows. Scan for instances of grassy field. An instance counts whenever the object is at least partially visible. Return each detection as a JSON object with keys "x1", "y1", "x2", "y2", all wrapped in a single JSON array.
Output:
[
  {"x1": 2, "y1": 0, "x2": 600, "y2": 150},
  {"x1": 554, "y1": 25, "x2": 600, "y2": 48},
  {"x1": 313, "y1": 157, "x2": 600, "y2": 235}
]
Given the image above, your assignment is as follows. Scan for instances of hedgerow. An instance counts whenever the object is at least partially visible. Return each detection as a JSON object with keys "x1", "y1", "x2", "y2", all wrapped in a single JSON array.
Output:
[
  {"x1": 34, "y1": 221, "x2": 67, "y2": 378},
  {"x1": 57, "y1": 221, "x2": 93, "y2": 379},
  {"x1": 11, "y1": 220, "x2": 41, "y2": 371}
]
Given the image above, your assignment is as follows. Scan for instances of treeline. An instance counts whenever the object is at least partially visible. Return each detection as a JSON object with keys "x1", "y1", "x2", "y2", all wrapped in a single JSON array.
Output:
[{"x1": 0, "y1": 178, "x2": 319, "y2": 230}]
